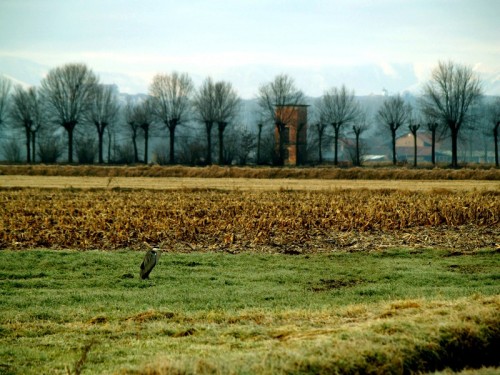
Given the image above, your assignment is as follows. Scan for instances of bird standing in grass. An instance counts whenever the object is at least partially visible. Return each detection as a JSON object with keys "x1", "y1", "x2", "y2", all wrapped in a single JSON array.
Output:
[{"x1": 140, "y1": 247, "x2": 159, "y2": 279}]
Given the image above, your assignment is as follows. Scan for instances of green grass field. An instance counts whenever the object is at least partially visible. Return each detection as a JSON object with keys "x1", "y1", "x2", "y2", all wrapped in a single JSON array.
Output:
[{"x1": 1, "y1": 248, "x2": 498, "y2": 374}]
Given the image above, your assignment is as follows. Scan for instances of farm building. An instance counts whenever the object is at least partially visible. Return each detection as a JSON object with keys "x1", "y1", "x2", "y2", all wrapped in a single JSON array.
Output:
[{"x1": 395, "y1": 132, "x2": 448, "y2": 163}]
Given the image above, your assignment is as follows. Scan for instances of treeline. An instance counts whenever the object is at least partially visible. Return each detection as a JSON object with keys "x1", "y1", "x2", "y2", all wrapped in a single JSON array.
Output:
[{"x1": 0, "y1": 61, "x2": 499, "y2": 168}]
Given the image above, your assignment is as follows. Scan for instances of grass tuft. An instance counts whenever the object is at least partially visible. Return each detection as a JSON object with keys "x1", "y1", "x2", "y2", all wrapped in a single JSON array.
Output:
[
  {"x1": 70, "y1": 339, "x2": 97, "y2": 375},
  {"x1": 128, "y1": 311, "x2": 176, "y2": 323}
]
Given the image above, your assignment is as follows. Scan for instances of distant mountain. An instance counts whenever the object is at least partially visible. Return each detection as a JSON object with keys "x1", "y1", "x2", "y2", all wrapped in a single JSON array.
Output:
[
  {"x1": 0, "y1": 56, "x2": 149, "y2": 94},
  {"x1": 1, "y1": 56, "x2": 498, "y2": 98},
  {"x1": 480, "y1": 72, "x2": 500, "y2": 95},
  {"x1": 0, "y1": 56, "x2": 48, "y2": 88},
  {"x1": 198, "y1": 63, "x2": 421, "y2": 98}
]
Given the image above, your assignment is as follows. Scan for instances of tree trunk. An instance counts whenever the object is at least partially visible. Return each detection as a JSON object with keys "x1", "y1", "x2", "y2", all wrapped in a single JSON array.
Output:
[
  {"x1": 97, "y1": 126, "x2": 105, "y2": 164},
  {"x1": 355, "y1": 132, "x2": 360, "y2": 167},
  {"x1": 143, "y1": 127, "x2": 149, "y2": 164},
  {"x1": 450, "y1": 126, "x2": 459, "y2": 168},
  {"x1": 494, "y1": 122, "x2": 499, "y2": 168},
  {"x1": 257, "y1": 123, "x2": 262, "y2": 165},
  {"x1": 413, "y1": 132, "x2": 418, "y2": 167},
  {"x1": 63, "y1": 121, "x2": 77, "y2": 163},
  {"x1": 169, "y1": 126, "x2": 176, "y2": 164},
  {"x1": 218, "y1": 129, "x2": 224, "y2": 165},
  {"x1": 107, "y1": 128, "x2": 112, "y2": 163},
  {"x1": 332, "y1": 123, "x2": 341, "y2": 166},
  {"x1": 205, "y1": 121, "x2": 213, "y2": 165},
  {"x1": 25, "y1": 127, "x2": 31, "y2": 163},
  {"x1": 217, "y1": 122, "x2": 227, "y2": 165},
  {"x1": 132, "y1": 129, "x2": 139, "y2": 163},
  {"x1": 431, "y1": 128, "x2": 436, "y2": 165},
  {"x1": 409, "y1": 124, "x2": 419, "y2": 168},
  {"x1": 391, "y1": 128, "x2": 397, "y2": 165},
  {"x1": 67, "y1": 127, "x2": 74, "y2": 163},
  {"x1": 31, "y1": 131, "x2": 36, "y2": 163},
  {"x1": 276, "y1": 122, "x2": 285, "y2": 166},
  {"x1": 167, "y1": 119, "x2": 179, "y2": 164},
  {"x1": 318, "y1": 126, "x2": 323, "y2": 164}
]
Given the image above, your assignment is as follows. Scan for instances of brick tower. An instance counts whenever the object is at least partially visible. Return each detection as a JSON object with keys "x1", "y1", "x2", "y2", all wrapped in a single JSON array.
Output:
[{"x1": 274, "y1": 104, "x2": 308, "y2": 165}]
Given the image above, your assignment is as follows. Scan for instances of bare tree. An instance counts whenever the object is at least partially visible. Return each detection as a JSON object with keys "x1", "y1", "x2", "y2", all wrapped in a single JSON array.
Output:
[
  {"x1": 9, "y1": 86, "x2": 46, "y2": 163},
  {"x1": 75, "y1": 133, "x2": 97, "y2": 164},
  {"x1": 134, "y1": 98, "x2": 155, "y2": 164},
  {"x1": 376, "y1": 94, "x2": 412, "y2": 165},
  {"x1": 37, "y1": 133, "x2": 63, "y2": 163},
  {"x1": 474, "y1": 111, "x2": 492, "y2": 164},
  {"x1": 214, "y1": 80, "x2": 241, "y2": 165},
  {"x1": 87, "y1": 84, "x2": 119, "y2": 164},
  {"x1": 41, "y1": 63, "x2": 98, "y2": 163},
  {"x1": 2, "y1": 139, "x2": 22, "y2": 162},
  {"x1": 177, "y1": 127, "x2": 205, "y2": 165},
  {"x1": 318, "y1": 85, "x2": 360, "y2": 165},
  {"x1": 487, "y1": 97, "x2": 500, "y2": 167},
  {"x1": 258, "y1": 74, "x2": 305, "y2": 165},
  {"x1": 423, "y1": 116, "x2": 440, "y2": 166},
  {"x1": 418, "y1": 98, "x2": 445, "y2": 166},
  {"x1": 314, "y1": 121, "x2": 329, "y2": 164},
  {"x1": 235, "y1": 127, "x2": 255, "y2": 165},
  {"x1": 124, "y1": 98, "x2": 142, "y2": 163},
  {"x1": 311, "y1": 98, "x2": 329, "y2": 164},
  {"x1": 192, "y1": 77, "x2": 217, "y2": 164},
  {"x1": 350, "y1": 111, "x2": 370, "y2": 167},
  {"x1": 106, "y1": 121, "x2": 119, "y2": 163},
  {"x1": 256, "y1": 122, "x2": 264, "y2": 165},
  {"x1": 421, "y1": 61, "x2": 482, "y2": 168},
  {"x1": 260, "y1": 129, "x2": 278, "y2": 165},
  {"x1": 149, "y1": 72, "x2": 193, "y2": 164},
  {"x1": 408, "y1": 116, "x2": 421, "y2": 167},
  {"x1": 0, "y1": 76, "x2": 12, "y2": 127}
]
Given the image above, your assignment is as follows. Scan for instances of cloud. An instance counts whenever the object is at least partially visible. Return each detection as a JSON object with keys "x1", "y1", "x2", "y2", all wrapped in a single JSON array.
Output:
[{"x1": 378, "y1": 62, "x2": 399, "y2": 79}]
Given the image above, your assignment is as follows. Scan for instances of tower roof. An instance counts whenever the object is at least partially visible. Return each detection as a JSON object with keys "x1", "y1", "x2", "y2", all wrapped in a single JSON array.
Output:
[{"x1": 274, "y1": 103, "x2": 309, "y2": 107}]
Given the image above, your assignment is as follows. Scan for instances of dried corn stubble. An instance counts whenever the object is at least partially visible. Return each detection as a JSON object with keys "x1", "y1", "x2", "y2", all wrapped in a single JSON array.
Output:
[{"x1": 0, "y1": 188, "x2": 498, "y2": 251}]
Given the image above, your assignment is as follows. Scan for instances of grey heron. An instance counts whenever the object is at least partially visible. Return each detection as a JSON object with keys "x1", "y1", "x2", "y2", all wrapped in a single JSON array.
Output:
[{"x1": 140, "y1": 247, "x2": 159, "y2": 279}]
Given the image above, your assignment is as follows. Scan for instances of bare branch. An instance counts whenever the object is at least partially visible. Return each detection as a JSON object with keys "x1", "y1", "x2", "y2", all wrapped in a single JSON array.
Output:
[{"x1": 257, "y1": 74, "x2": 304, "y2": 126}]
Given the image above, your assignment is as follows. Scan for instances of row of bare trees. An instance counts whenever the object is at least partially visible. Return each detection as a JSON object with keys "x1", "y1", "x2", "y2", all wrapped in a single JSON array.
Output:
[
  {"x1": 374, "y1": 62, "x2": 499, "y2": 168},
  {"x1": 0, "y1": 61, "x2": 499, "y2": 167},
  {"x1": 257, "y1": 64, "x2": 498, "y2": 169},
  {"x1": 0, "y1": 65, "x2": 243, "y2": 165},
  {"x1": 314, "y1": 85, "x2": 365, "y2": 166}
]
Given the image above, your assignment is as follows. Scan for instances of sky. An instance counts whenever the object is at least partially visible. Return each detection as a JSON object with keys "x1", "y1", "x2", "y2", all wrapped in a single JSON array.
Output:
[{"x1": 0, "y1": 0, "x2": 499, "y2": 98}]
